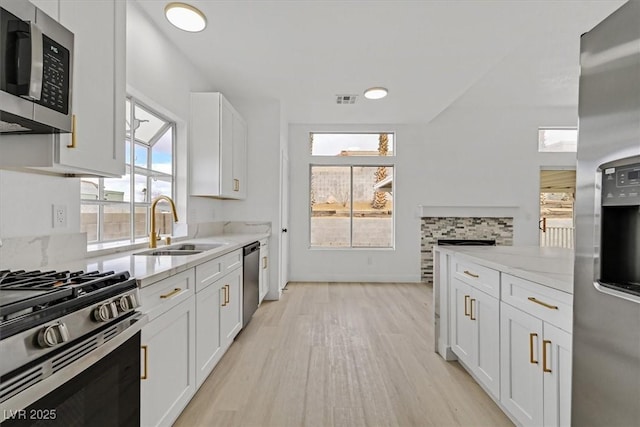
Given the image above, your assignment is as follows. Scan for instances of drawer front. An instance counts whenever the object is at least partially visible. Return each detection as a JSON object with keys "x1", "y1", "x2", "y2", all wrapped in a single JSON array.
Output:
[
  {"x1": 501, "y1": 273, "x2": 572, "y2": 332},
  {"x1": 195, "y1": 257, "x2": 224, "y2": 292},
  {"x1": 141, "y1": 269, "x2": 195, "y2": 321},
  {"x1": 221, "y1": 249, "x2": 242, "y2": 273},
  {"x1": 453, "y1": 257, "x2": 500, "y2": 298}
]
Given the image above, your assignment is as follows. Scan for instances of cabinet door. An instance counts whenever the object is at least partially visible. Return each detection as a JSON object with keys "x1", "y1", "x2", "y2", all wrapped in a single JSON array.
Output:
[
  {"x1": 220, "y1": 268, "x2": 243, "y2": 347},
  {"x1": 451, "y1": 277, "x2": 474, "y2": 366},
  {"x1": 195, "y1": 282, "x2": 222, "y2": 388},
  {"x1": 500, "y1": 302, "x2": 544, "y2": 427},
  {"x1": 231, "y1": 112, "x2": 247, "y2": 199},
  {"x1": 30, "y1": 0, "x2": 59, "y2": 18},
  {"x1": 543, "y1": 323, "x2": 572, "y2": 427},
  {"x1": 219, "y1": 97, "x2": 235, "y2": 197},
  {"x1": 141, "y1": 296, "x2": 196, "y2": 427},
  {"x1": 259, "y1": 243, "x2": 269, "y2": 302},
  {"x1": 57, "y1": 0, "x2": 125, "y2": 177},
  {"x1": 473, "y1": 290, "x2": 500, "y2": 398}
]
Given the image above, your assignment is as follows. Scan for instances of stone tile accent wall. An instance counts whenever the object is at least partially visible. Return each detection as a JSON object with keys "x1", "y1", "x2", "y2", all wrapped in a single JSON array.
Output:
[{"x1": 421, "y1": 217, "x2": 513, "y2": 283}]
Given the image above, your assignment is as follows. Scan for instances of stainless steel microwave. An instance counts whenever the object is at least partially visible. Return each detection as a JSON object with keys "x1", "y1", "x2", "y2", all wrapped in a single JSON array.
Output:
[{"x1": 0, "y1": 0, "x2": 73, "y2": 134}]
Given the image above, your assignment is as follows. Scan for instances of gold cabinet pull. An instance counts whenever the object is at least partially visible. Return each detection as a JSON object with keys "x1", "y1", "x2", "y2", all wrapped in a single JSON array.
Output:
[
  {"x1": 528, "y1": 297, "x2": 558, "y2": 310},
  {"x1": 543, "y1": 340, "x2": 552, "y2": 373},
  {"x1": 464, "y1": 270, "x2": 479, "y2": 278},
  {"x1": 225, "y1": 284, "x2": 230, "y2": 304},
  {"x1": 141, "y1": 345, "x2": 148, "y2": 380},
  {"x1": 221, "y1": 286, "x2": 228, "y2": 307},
  {"x1": 470, "y1": 299, "x2": 476, "y2": 320},
  {"x1": 464, "y1": 295, "x2": 470, "y2": 316},
  {"x1": 160, "y1": 288, "x2": 182, "y2": 299},
  {"x1": 262, "y1": 256, "x2": 268, "y2": 269},
  {"x1": 233, "y1": 179, "x2": 240, "y2": 191},
  {"x1": 529, "y1": 333, "x2": 538, "y2": 364},
  {"x1": 67, "y1": 114, "x2": 77, "y2": 148}
]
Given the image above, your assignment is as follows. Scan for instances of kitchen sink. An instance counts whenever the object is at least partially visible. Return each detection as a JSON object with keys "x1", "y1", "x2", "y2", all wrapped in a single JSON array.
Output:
[{"x1": 134, "y1": 242, "x2": 225, "y2": 256}]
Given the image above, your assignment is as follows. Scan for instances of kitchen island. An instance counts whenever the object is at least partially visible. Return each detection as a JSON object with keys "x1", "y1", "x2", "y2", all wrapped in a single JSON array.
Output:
[{"x1": 433, "y1": 245, "x2": 574, "y2": 427}]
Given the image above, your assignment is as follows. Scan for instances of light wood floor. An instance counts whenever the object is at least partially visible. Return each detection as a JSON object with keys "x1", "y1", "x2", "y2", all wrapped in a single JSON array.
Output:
[{"x1": 174, "y1": 282, "x2": 513, "y2": 427}]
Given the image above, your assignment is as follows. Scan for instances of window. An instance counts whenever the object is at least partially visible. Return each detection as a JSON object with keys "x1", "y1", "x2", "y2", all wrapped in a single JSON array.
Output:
[
  {"x1": 81, "y1": 97, "x2": 175, "y2": 244},
  {"x1": 309, "y1": 133, "x2": 394, "y2": 248},
  {"x1": 538, "y1": 128, "x2": 578, "y2": 152}
]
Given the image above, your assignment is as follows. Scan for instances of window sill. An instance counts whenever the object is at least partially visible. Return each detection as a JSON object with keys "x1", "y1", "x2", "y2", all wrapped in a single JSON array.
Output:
[{"x1": 87, "y1": 235, "x2": 187, "y2": 257}]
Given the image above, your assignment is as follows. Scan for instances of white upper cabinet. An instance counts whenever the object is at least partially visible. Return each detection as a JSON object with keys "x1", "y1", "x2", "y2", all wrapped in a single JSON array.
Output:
[
  {"x1": 56, "y1": 0, "x2": 125, "y2": 177},
  {"x1": 190, "y1": 92, "x2": 248, "y2": 199},
  {"x1": 0, "y1": 0, "x2": 126, "y2": 177}
]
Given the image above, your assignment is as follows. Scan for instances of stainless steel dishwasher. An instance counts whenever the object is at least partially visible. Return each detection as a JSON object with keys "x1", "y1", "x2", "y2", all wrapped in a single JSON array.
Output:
[{"x1": 242, "y1": 241, "x2": 260, "y2": 328}]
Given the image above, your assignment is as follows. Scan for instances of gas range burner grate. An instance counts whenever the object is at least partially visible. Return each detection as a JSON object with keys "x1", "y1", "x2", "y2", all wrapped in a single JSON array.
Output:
[{"x1": 0, "y1": 270, "x2": 135, "y2": 322}]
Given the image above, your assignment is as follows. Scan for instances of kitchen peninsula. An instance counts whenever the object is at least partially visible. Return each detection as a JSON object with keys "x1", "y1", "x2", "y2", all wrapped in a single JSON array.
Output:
[{"x1": 433, "y1": 245, "x2": 574, "y2": 426}]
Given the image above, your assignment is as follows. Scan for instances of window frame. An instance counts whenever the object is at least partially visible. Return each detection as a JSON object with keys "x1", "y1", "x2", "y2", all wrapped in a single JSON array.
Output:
[
  {"x1": 538, "y1": 127, "x2": 578, "y2": 153},
  {"x1": 81, "y1": 96, "x2": 176, "y2": 245},
  {"x1": 308, "y1": 132, "x2": 396, "y2": 250}
]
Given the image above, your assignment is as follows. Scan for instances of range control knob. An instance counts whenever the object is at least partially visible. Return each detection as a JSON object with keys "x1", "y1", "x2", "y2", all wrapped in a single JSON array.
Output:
[
  {"x1": 37, "y1": 323, "x2": 70, "y2": 348},
  {"x1": 117, "y1": 294, "x2": 138, "y2": 312},
  {"x1": 92, "y1": 302, "x2": 119, "y2": 322}
]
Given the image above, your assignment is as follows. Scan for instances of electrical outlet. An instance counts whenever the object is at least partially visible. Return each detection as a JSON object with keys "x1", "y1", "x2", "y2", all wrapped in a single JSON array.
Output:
[{"x1": 52, "y1": 204, "x2": 67, "y2": 228}]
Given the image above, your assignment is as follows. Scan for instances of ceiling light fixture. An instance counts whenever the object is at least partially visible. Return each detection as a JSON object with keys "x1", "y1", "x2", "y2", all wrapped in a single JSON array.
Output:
[
  {"x1": 165, "y1": 2, "x2": 207, "y2": 32},
  {"x1": 364, "y1": 87, "x2": 388, "y2": 100}
]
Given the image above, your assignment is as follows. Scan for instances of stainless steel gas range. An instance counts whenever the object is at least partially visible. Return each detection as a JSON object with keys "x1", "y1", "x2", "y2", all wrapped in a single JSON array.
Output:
[{"x1": 0, "y1": 269, "x2": 146, "y2": 426}]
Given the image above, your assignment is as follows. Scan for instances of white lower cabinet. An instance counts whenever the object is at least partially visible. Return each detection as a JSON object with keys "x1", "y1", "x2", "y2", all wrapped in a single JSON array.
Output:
[
  {"x1": 195, "y1": 280, "x2": 222, "y2": 388},
  {"x1": 500, "y1": 302, "x2": 572, "y2": 427},
  {"x1": 259, "y1": 238, "x2": 269, "y2": 303},
  {"x1": 195, "y1": 250, "x2": 243, "y2": 388},
  {"x1": 141, "y1": 296, "x2": 196, "y2": 427},
  {"x1": 220, "y1": 268, "x2": 243, "y2": 346},
  {"x1": 450, "y1": 277, "x2": 500, "y2": 398}
]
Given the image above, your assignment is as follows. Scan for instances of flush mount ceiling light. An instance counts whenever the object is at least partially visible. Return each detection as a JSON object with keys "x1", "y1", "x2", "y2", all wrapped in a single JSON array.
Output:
[
  {"x1": 165, "y1": 2, "x2": 207, "y2": 32},
  {"x1": 364, "y1": 87, "x2": 388, "y2": 100}
]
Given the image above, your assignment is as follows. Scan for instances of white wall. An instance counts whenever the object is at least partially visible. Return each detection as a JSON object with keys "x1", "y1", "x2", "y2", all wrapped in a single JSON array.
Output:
[
  {"x1": 127, "y1": 2, "x2": 223, "y2": 228},
  {"x1": 288, "y1": 107, "x2": 576, "y2": 283},
  {"x1": 289, "y1": 124, "x2": 424, "y2": 283},
  {"x1": 222, "y1": 98, "x2": 283, "y2": 298}
]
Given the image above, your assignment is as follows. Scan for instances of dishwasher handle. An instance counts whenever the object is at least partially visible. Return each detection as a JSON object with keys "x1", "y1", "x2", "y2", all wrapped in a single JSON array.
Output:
[{"x1": 243, "y1": 241, "x2": 260, "y2": 255}]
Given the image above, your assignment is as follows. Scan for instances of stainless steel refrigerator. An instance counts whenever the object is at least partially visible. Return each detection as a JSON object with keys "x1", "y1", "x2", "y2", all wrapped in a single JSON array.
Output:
[{"x1": 573, "y1": 0, "x2": 640, "y2": 425}]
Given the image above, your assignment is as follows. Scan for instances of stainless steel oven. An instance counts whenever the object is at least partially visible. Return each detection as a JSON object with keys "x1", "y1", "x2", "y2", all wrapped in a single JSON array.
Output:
[{"x1": 0, "y1": 270, "x2": 146, "y2": 426}]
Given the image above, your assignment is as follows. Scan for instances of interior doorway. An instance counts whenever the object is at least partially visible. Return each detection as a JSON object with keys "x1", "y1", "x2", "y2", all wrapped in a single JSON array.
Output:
[{"x1": 539, "y1": 169, "x2": 576, "y2": 248}]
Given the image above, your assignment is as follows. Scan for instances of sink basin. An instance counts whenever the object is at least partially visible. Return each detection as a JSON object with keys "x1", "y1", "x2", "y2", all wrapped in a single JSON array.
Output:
[
  {"x1": 137, "y1": 249, "x2": 203, "y2": 256},
  {"x1": 134, "y1": 242, "x2": 225, "y2": 256}
]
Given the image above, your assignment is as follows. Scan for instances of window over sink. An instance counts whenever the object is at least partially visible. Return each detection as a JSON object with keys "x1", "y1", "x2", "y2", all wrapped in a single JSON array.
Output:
[{"x1": 81, "y1": 96, "x2": 176, "y2": 244}]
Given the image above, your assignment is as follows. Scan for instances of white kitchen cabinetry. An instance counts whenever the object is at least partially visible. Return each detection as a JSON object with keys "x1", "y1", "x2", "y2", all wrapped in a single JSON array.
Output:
[
  {"x1": 1, "y1": 0, "x2": 125, "y2": 177},
  {"x1": 140, "y1": 270, "x2": 196, "y2": 427},
  {"x1": 220, "y1": 267, "x2": 243, "y2": 345},
  {"x1": 190, "y1": 92, "x2": 247, "y2": 199},
  {"x1": 195, "y1": 249, "x2": 243, "y2": 388},
  {"x1": 259, "y1": 238, "x2": 269, "y2": 303},
  {"x1": 450, "y1": 272, "x2": 500, "y2": 398},
  {"x1": 500, "y1": 274, "x2": 572, "y2": 427}
]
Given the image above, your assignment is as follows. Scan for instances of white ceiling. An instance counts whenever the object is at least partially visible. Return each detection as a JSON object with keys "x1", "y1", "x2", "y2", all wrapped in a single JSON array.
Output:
[{"x1": 134, "y1": 0, "x2": 626, "y2": 124}]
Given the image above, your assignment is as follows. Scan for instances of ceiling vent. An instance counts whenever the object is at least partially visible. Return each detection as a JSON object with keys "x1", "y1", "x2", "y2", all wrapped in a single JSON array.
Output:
[{"x1": 336, "y1": 95, "x2": 357, "y2": 105}]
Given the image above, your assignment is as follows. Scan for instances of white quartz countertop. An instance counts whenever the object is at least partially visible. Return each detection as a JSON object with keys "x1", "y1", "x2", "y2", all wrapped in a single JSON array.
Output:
[
  {"x1": 434, "y1": 245, "x2": 574, "y2": 294},
  {"x1": 59, "y1": 233, "x2": 269, "y2": 288}
]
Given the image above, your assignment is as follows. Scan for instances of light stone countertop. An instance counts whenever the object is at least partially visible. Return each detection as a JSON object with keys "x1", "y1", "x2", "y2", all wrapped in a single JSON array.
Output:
[
  {"x1": 57, "y1": 233, "x2": 269, "y2": 288},
  {"x1": 434, "y1": 245, "x2": 574, "y2": 294}
]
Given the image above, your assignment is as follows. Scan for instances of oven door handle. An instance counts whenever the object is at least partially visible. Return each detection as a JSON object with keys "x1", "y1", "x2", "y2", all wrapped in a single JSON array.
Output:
[{"x1": 0, "y1": 312, "x2": 148, "y2": 414}]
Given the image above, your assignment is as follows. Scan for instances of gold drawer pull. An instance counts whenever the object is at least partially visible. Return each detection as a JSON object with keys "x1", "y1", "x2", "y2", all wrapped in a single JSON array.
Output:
[
  {"x1": 225, "y1": 284, "x2": 230, "y2": 304},
  {"x1": 529, "y1": 333, "x2": 538, "y2": 364},
  {"x1": 233, "y1": 179, "x2": 240, "y2": 191},
  {"x1": 160, "y1": 288, "x2": 182, "y2": 299},
  {"x1": 221, "y1": 285, "x2": 228, "y2": 307},
  {"x1": 141, "y1": 345, "x2": 148, "y2": 380},
  {"x1": 67, "y1": 114, "x2": 77, "y2": 148},
  {"x1": 528, "y1": 297, "x2": 558, "y2": 310},
  {"x1": 262, "y1": 256, "x2": 268, "y2": 269},
  {"x1": 464, "y1": 295, "x2": 470, "y2": 316},
  {"x1": 470, "y1": 298, "x2": 476, "y2": 320},
  {"x1": 543, "y1": 340, "x2": 552, "y2": 373},
  {"x1": 464, "y1": 270, "x2": 479, "y2": 278}
]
